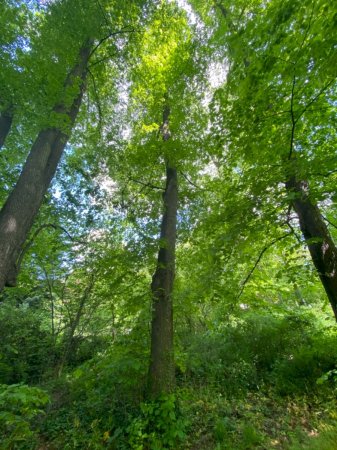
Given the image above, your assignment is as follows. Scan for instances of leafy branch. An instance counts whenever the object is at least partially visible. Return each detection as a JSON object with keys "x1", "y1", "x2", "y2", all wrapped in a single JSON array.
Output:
[
  {"x1": 89, "y1": 27, "x2": 136, "y2": 59},
  {"x1": 17, "y1": 224, "x2": 86, "y2": 273},
  {"x1": 237, "y1": 232, "x2": 293, "y2": 299}
]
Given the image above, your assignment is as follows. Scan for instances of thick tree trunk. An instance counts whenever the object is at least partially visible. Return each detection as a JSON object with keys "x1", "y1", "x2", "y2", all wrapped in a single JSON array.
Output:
[
  {"x1": 0, "y1": 108, "x2": 13, "y2": 149},
  {"x1": 148, "y1": 105, "x2": 178, "y2": 397},
  {"x1": 287, "y1": 177, "x2": 337, "y2": 320},
  {"x1": 0, "y1": 43, "x2": 91, "y2": 291}
]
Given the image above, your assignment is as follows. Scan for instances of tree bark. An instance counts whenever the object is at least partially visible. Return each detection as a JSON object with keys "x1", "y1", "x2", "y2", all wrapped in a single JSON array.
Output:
[
  {"x1": 0, "y1": 42, "x2": 91, "y2": 291},
  {"x1": 287, "y1": 177, "x2": 337, "y2": 320},
  {"x1": 0, "y1": 108, "x2": 13, "y2": 149},
  {"x1": 148, "y1": 105, "x2": 178, "y2": 397}
]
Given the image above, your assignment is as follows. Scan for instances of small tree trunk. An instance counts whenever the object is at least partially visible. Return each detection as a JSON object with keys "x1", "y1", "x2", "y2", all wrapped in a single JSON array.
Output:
[
  {"x1": 148, "y1": 105, "x2": 178, "y2": 397},
  {"x1": 0, "y1": 43, "x2": 91, "y2": 291},
  {"x1": 287, "y1": 177, "x2": 337, "y2": 320},
  {"x1": 58, "y1": 274, "x2": 95, "y2": 376},
  {"x1": 0, "y1": 108, "x2": 13, "y2": 149}
]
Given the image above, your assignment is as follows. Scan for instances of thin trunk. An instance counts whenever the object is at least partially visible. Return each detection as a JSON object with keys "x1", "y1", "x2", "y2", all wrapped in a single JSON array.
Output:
[
  {"x1": 0, "y1": 107, "x2": 13, "y2": 149},
  {"x1": 0, "y1": 43, "x2": 91, "y2": 291},
  {"x1": 287, "y1": 177, "x2": 337, "y2": 320},
  {"x1": 58, "y1": 274, "x2": 95, "y2": 375},
  {"x1": 148, "y1": 104, "x2": 178, "y2": 397},
  {"x1": 41, "y1": 263, "x2": 56, "y2": 363}
]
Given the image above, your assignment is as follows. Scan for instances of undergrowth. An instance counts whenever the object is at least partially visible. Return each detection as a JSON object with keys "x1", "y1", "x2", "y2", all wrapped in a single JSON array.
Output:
[{"x1": 1, "y1": 311, "x2": 337, "y2": 449}]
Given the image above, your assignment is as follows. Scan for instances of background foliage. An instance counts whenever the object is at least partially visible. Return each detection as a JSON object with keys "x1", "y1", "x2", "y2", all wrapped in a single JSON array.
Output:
[{"x1": 0, "y1": 0, "x2": 337, "y2": 448}]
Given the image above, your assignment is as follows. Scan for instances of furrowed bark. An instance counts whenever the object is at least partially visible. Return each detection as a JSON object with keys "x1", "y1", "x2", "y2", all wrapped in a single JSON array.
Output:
[
  {"x1": 148, "y1": 104, "x2": 178, "y2": 397},
  {"x1": 0, "y1": 42, "x2": 92, "y2": 291},
  {"x1": 0, "y1": 107, "x2": 13, "y2": 149},
  {"x1": 287, "y1": 177, "x2": 337, "y2": 320}
]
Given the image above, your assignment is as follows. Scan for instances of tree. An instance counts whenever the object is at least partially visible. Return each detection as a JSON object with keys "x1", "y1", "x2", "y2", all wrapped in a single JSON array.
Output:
[
  {"x1": 0, "y1": 1, "x2": 33, "y2": 149},
  {"x1": 0, "y1": 0, "x2": 142, "y2": 291},
  {"x1": 201, "y1": 0, "x2": 337, "y2": 319},
  {"x1": 0, "y1": 39, "x2": 92, "y2": 291},
  {"x1": 120, "y1": 1, "x2": 209, "y2": 396},
  {"x1": 0, "y1": 109, "x2": 12, "y2": 150},
  {"x1": 149, "y1": 103, "x2": 178, "y2": 396}
]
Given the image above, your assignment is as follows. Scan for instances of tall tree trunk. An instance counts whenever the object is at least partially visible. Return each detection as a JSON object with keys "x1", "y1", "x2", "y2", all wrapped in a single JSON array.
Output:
[
  {"x1": 0, "y1": 42, "x2": 91, "y2": 291},
  {"x1": 148, "y1": 105, "x2": 178, "y2": 397},
  {"x1": 0, "y1": 107, "x2": 13, "y2": 149},
  {"x1": 287, "y1": 177, "x2": 337, "y2": 320}
]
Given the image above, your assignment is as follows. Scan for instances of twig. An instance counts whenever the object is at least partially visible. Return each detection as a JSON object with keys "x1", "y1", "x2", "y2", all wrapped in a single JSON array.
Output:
[
  {"x1": 180, "y1": 171, "x2": 203, "y2": 190},
  {"x1": 286, "y1": 221, "x2": 302, "y2": 244},
  {"x1": 284, "y1": 205, "x2": 301, "y2": 242}
]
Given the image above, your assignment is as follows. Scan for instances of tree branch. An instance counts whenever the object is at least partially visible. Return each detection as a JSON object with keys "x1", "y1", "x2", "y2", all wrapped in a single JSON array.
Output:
[
  {"x1": 288, "y1": 75, "x2": 297, "y2": 160},
  {"x1": 180, "y1": 171, "x2": 203, "y2": 190},
  {"x1": 312, "y1": 168, "x2": 337, "y2": 178},
  {"x1": 89, "y1": 27, "x2": 135, "y2": 59},
  {"x1": 323, "y1": 215, "x2": 337, "y2": 231},
  {"x1": 296, "y1": 77, "x2": 337, "y2": 122},
  {"x1": 17, "y1": 224, "x2": 86, "y2": 272},
  {"x1": 129, "y1": 177, "x2": 164, "y2": 191},
  {"x1": 237, "y1": 232, "x2": 293, "y2": 299},
  {"x1": 95, "y1": 0, "x2": 111, "y2": 28},
  {"x1": 87, "y1": 68, "x2": 103, "y2": 130},
  {"x1": 89, "y1": 52, "x2": 117, "y2": 68}
]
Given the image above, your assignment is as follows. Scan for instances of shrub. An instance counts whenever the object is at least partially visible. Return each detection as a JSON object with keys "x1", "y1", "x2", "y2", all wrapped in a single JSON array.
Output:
[
  {"x1": 0, "y1": 301, "x2": 53, "y2": 384},
  {"x1": 272, "y1": 331, "x2": 337, "y2": 395},
  {"x1": 127, "y1": 394, "x2": 186, "y2": 450},
  {"x1": 0, "y1": 383, "x2": 49, "y2": 449}
]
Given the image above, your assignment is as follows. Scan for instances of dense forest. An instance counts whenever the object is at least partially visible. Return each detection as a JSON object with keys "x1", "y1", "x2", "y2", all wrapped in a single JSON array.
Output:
[{"x1": 1, "y1": 0, "x2": 337, "y2": 448}]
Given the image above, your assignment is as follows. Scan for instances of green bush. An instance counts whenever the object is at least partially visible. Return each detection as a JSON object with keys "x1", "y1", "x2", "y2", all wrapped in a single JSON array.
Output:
[
  {"x1": 127, "y1": 394, "x2": 186, "y2": 450},
  {"x1": 0, "y1": 383, "x2": 49, "y2": 449},
  {"x1": 0, "y1": 301, "x2": 54, "y2": 384},
  {"x1": 272, "y1": 331, "x2": 337, "y2": 395},
  {"x1": 181, "y1": 312, "x2": 319, "y2": 394},
  {"x1": 40, "y1": 341, "x2": 148, "y2": 449},
  {"x1": 180, "y1": 313, "x2": 337, "y2": 395}
]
